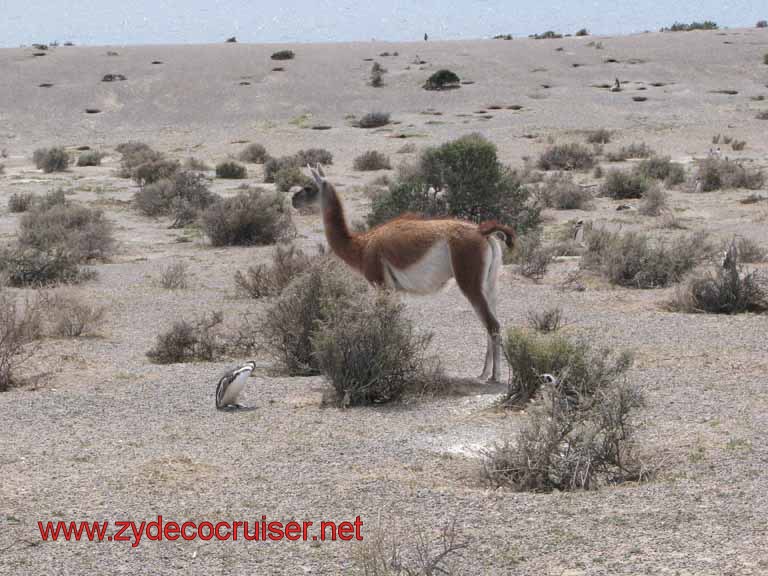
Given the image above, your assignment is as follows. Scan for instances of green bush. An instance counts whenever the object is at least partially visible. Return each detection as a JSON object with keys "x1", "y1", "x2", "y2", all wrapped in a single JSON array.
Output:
[
  {"x1": 353, "y1": 150, "x2": 391, "y2": 171},
  {"x1": 33, "y1": 147, "x2": 69, "y2": 172},
  {"x1": 600, "y1": 169, "x2": 650, "y2": 199},
  {"x1": 238, "y1": 143, "x2": 269, "y2": 164},
  {"x1": 537, "y1": 143, "x2": 595, "y2": 171},
  {"x1": 313, "y1": 291, "x2": 435, "y2": 406},
  {"x1": 424, "y1": 69, "x2": 460, "y2": 90},
  {"x1": 215, "y1": 161, "x2": 247, "y2": 179},
  {"x1": 661, "y1": 21, "x2": 718, "y2": 32},
  {"x1": 367, "y1": 134, "x2": 540, "y2": 231},
  {"x1": 202, "y1": 189, "x2": 291, "y2": 246},
  {"x1": 530, "y1": 30, "x2": 563, "y2": 39}
]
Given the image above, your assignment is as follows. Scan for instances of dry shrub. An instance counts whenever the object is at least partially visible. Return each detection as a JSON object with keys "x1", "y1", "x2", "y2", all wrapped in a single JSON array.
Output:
[
  {"x1": 76, "y1": 151, "x2": 105, "y2": 167},
  {"x1": 264, "y1": 155, "x2": 301, "y2": 183},
  {"x1": 586, "y1": 129, "x2": 611, "y2": 144},
  {"x1": 370, "y1": 62, "x2": 385, "y2": 87},
  {"x1": 358, "y1": 112, "x2": 391, "y2": 128},
  {"x1": 696, "y1": 157, "x2": 764, "y2": 191},
  {"x1": 600, "y1": 169, "x2": 650, "y2": 199},
  {"x1": 8, "y1": 193, "x2": 35, "y2": 213},
  {"x1": 234, "y1": 243, "x2": 312, "y2": 298},
  {"x1": 147, "y1": 311, "x2": 224, "y2": 363},
  {"x1": 295, "y1": 148, "x2": 333, "y2": 166},
  {"x1": 0, "y1": 247, "x2": 86, "y2": 287},
  {"x1": 184, "y1": 157, "x2": 210, "y2": 171},
  {"x1": 275, "y1": 165, "x2": 313, "y2": 192},
  {"x1": 271, "y1": 49, "x2": 294, "y2": 60},
  {"x1": 537, "y1": 173, "x2": 593, "y2": 209},
  {"x1": 537, "y1": 143, "x2": 595, "y2": 171},
  {"x1": 264, "y1": 258, "x2": 365, "y2": 375},
  {"x1": 731, "y1": 140, "x2": 746, "y2": 151},
  {"x1": 353, "y1": 520, "x2": 465, "y2": 576},
  {"x1": 514, "y1": 233, "x2": 551, "y2": 279},
  {"x1": 353, "y1": 151, "x2": 392, "y2": 171},
  {"x1": 215, "y1": 161, "x2": 247, "y2": 179},
  {"x1": 18, "y1": 202, "x2": 114, "y2": 261},
  {"x1": 238, "y1": 143, "x2": 269, "y2": 164},
  {"x1": 733, "y1": 238, "x2": 766, "y2": 263},
  {"x1": 0, "y1": 292, "x2": 43, "y2": 390},
  {"x1": 635, "y1": 156, "x2": 685, "y2": 185},
  {"x1": 314, "y1": 291, "x2": 436, "y2": 406},
  {"x1": 159, "y1": 261, "x2": 189, "y2": 289},
  {"x1": 582, "y1": 229, "x2": 710, "y2": 288},
  {"x1": 669, "y1": 256, "x2": 767, "y2": 315},
  {"x1": 605, "y1": 142, "x2": 654, "y2": 162},
  {"x1": 48, "y1": 290, "x2": 106, "y2": 337},
  {"x1": 33, "y1": 147, "x2": 70, "y2": 172},
  {"x1": 134, "y1": 171, "x2": 217, "y2": 226},
  {"x1": 117, "y1": 142, "x2": 163, "y2": 178},
  {"x1": 202, "y1": 188, "x2": 292, "y2": 246},
  {"x1": 527, "y1": 306, "x2": 565, "y2": 333},
  {"x1": 639, "y1": 184, "x2": 668, "y2": 216}
]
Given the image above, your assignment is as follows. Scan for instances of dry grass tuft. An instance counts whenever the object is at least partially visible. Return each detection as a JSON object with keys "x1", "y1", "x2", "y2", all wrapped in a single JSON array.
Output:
[
  {"x1": 48, "y1": 290, "x2": 106, "y2": 337},
  {"x1": 537, "y1": 143, "x2": 596, "y2": 171},
  {"x1": 0, "y1": 293, "x2": 43, "y2": 390},
  {"x1": 353, "y1": 151, "x2": 392, "y2": 171},
  {"x1": 527, "y1": 306, "x2": 565, "y2": 333},
  {"x1": 147, "y1": 311, "x2": 225, "y2": 363},
  {"x1": 234, "y1": 243, "x2": 313, "y2": 299},
  {"x1": 159, "y1": 261, "x2": 189, "y2": 289}
]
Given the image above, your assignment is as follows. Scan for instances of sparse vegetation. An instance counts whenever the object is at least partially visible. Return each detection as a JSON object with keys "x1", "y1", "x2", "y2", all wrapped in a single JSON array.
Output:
[
  {"x1": 76, "y1": 151, "x2": 105, "y2": 167},
  {"x1": 605, "y1": 142, "x2": 654, "y2": 162},
  {"x1": 600, "y1": 169, "x2": 650, "y2": 199},
  {"x1": 159, "y1": 261, "x2": 189, "y2": 289},
  {"x1": 353, "y1": 151, "x2": 392, "y2": 171},
  {"x1": 696, "y1": 158, "x2": 764, "y2": 191},
  {"x1": 635, "y1": 156, "x2": 685, "y2": 185},
  {"x1": 527, "y1": 306, "x2": 565, "y2": 333},
  {"x1": 183, "y1": 157, "x2": 210, "y2": 171},
  {"x1": 661, "y1": 21, "x2": 718, "y2": 32},
  {"x1": 271, "y1": 50, "x2": 295, "y2": 60},
  {"x1": 8, "y1": 193, "x2": 34, "y2": 213},
  {"x1": 486, "y1": 331, "x2": 645, "y2": 491},
  {"x1": 147, "y1": 311, "x2": 225, "y2": 364},
  {"x1": 274, "y1": 165, "x2": 313, "y2": 192},
  {"x1": 582, "y1": 229, "x2": 710, "y2": 288},
  {"x1": 733, "y1": 237, "x2": 767, "y2": 263},
  {"x1": 33, "y1": 147, "x2": 70, "y2": 172},
  {"x1": 48, "y1": 290, "x2": 106, "y2": 337},
  {"x1": 134, "y1": 171, "x2": 217, "y2": 226},
  {"x1": 530, "y1": 31, "x2": 563, "y2": 39},
  {"x1": 295, "y1": 148, "x2": 334, "y2": 166},
  {"x1": 215, "y1": 161, "x2": 247, "y2": 179},
  {"x1": 514, "y1": 233, "x2": 551, "y2": 280},
  {"x1": 424, "y1": 69, "x2": 461, "y2": 90},
  {"x1": 370, "y1": 62, "x2": 386, "y2": 87},
  {"x1": 358, "y1": 112, "x2": 391, "y2": 128},
  {"x1": 264, "y1": 155, "x2": 301, "y2": 183},
  {"x1": 202, "y1": 188, "x2": 291, "y2": 246},
  {"x1": 314, "y1": 291, "x2": 436, "y2": 406},
  {"x1": 238, "y1": 143, "x2": 269, "y2": 164},
  {"x1": 575, "y1": 28, "x2": 589, "y2": 36},
  {"x1": 537, "y1": 143, "x2": 596, "y2": 171},
  {"x1": 234, "y1": 243, "x2": 312, "y2": 299},
  {"x1": 0, "y1": 293, "x2": 42, "y2": 390},
  {"x1": 537, "y1": 172, "x2": 593, "y2": 209},
  {"x1": 0, "y1": 246, "x2": 87, "y2": 287},
  {"x1": 639, "y1": 184, "x2": 668, "y2": 216},
  {"x1": 586, "y1": 129, "x2": 611, "y2": 144}
]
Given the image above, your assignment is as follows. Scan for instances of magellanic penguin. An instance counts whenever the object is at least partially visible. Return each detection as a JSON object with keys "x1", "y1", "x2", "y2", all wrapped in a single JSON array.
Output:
[{"x1": 215, "y1": 361, "x2": 256, "y2": 410}]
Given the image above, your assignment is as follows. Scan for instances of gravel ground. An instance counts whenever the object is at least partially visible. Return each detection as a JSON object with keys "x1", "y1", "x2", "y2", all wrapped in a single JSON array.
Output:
[{"x1": 2, "y1": 27, "x2": 768, "y2": 575}]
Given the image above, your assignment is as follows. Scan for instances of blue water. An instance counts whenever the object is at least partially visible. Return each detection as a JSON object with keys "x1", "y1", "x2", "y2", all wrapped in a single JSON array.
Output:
[{"x1": 1, "y1": 0, "x2": 764, "y2": 47}]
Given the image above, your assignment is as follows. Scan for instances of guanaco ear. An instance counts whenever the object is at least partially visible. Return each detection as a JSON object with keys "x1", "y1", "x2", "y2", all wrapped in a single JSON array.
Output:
[{"x1": 308, "y1": 164, "x2": 324, "y2": 186}]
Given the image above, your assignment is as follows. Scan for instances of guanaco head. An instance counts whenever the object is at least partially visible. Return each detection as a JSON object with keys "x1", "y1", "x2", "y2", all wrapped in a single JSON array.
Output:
[{"x1": 291, "y1": 164, "x2": 325, "y2": 210}]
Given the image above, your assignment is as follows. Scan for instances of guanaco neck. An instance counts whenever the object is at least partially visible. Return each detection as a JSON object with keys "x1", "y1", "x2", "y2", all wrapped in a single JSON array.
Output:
[{"x1": 320, "y1": 182, "x2": 363, "y2": 271}]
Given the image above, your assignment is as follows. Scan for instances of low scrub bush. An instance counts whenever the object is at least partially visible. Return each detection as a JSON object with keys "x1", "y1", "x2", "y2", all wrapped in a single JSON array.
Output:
[
  {"x1": 263, "y1": 155, "x2": 301, "y2": 183},
  {"x1": 33, "y1": 147, "x2": 70, "y2": 172},
  {"x1": 635, "y1": 156, "x2": 685, "y2": 185},
  {"x1": 295, "y1": 148, "x2": 333, "y2": 166},
  {"x1": 159, "y1": 261, "x2": 189, "y2": 289},
  {"x1": 134, "y1": 171, "x2": 217, "y2": 226},
  {"x1": 263, "y1": 258, "x2": 366, "y2": 375},
  {"x1": 238, "y1": 143, "x2": 269, "y2": 164},
  {"x1": 582, "y1": 229, "x2": 710, "y2": 288},
  {"x1": 76, "y1": 151, "x2": 105, "y2": 167},
  {"x1": 370, "y1": 62, "x2": 385, "y2": 87},
  {"x1": 184, "y1": 157, "x2": 210, "y2": 171},
  {"x1": 600, "y1": 169, "x2": 650, "y2": 199},
  {"x1": 358, "y1": 112, "x2": 391, "y2": 128},
  {"x1": 274, "y1": 165, "x2": 312, "y2": 192},
  {"x1": 424, "y1": 69, "x2": 460, "y2": 90},
  {"x1": 696, "y1": 157, "x2": 764, "y2": 191},
  {"x1": 0, "y1": 293, "x2": 43, "y2": 390},
  {"x1": 117, "y1": 142, "x2": 164, "y2": 180},
  {"x1": 271, "y1": 50, "x2": 295, "y2": 60},
  {"x1": 639, "y1": 184, "x2": 668, "y2": 216},
  {"x1": 538, "y1": 173, "x2": 592, "y2": 209},
  {"x1": 733, "y1": 237, "x2": 766, "y2": 263},
  {"x1": 48, "y1": 290, "x2": 106, "y2": 337},
  {"x1": 202, "y1": 188, "x2": 291, "y2": 246},
  {"x1": 661, "y1": 21, "x2": 718, "y2": 32},
  {"x1": 147, "y1": 311, "x2": 225, "y2": 363},
  {"x1": 530, "y1": 30, "x2": 563, "y2": 39},
  {"x1": 537, "y1": 143, "x2": 595, "y2": 171},
  {"x1": 353, "y1": 150, "x2": 391, "y2": 171},
  {"x1": 215, "y1": 161, "x2": 247, "y2": 179},
  {"x1": 0, "y1": 246, "x2": 87, "y2": 287},
  {"x1": 586, "y1": 129, "x2": 611, "y2": 144},
  {"x1": 8, "y1": 193, "x2": 35, "y2": 213},
  {"x1": 235, "y1": 243, "x2": 312, "y2": 298},
  {"x1": 527, "y1": 306, "x2": 565, "y2": 333},
  {"x1": 313, "y1": 291, "x2": 436, "y2": 406},
  {"x1": 605, "y1": 142, "x2": 654, "y2": 162},
  {"x1": 514, "y1": 233, "x2": 551, "y2": 280}
]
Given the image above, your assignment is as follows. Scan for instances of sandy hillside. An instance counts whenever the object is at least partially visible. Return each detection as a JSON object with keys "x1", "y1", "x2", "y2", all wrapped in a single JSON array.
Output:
[{"x1": 1, "y1": 27, "x2": 768, "y2": 575}]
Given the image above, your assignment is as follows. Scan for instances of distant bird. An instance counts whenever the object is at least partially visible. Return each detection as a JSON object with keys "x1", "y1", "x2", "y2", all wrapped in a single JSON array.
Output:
[
  {"x1": 424, "y1": 33, "x2": 429, "y2": 41},
  {"x1": 216, "y1": 361, "x2": 256, "y2": 410}
]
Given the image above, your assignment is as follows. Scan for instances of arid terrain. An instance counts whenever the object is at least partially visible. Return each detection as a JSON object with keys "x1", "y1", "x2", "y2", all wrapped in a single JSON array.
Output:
[{"x1": 1, "y1": 27, "x2": 768, "y2": 575}]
